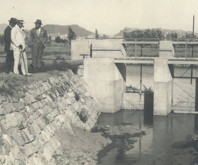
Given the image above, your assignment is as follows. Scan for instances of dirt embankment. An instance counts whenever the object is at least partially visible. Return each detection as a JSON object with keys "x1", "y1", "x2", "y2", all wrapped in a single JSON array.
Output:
[{"x1": 0, "y1": 70, "x2": 111, "y2": 165}]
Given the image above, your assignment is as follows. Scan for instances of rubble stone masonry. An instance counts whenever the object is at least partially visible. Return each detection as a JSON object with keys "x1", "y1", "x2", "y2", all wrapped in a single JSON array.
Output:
[{"x1": 0, "y1": 70, "x2": 109, "y2": 165}]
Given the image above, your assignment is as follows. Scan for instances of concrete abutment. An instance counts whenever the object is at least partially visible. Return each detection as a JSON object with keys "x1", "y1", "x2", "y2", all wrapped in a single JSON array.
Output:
[{"x1": 84, "y1": 58, "x2": 126, "y2": 113}]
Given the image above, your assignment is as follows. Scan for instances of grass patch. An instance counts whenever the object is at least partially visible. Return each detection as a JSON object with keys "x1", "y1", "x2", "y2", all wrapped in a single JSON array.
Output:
[
  {"x1": 0, "y1": 43, "x2": 71, "y2": 56},
  {"x1": 0, "y1": 60, "x2": 83, "y2": 75},
  {"x1": 31, "y1": 60, "x2": 83, "y2": 74}
]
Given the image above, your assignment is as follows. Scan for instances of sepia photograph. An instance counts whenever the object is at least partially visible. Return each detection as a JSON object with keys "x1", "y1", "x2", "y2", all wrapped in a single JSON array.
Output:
[{"x1": 0, "y1": 0, "x2": 198, "y2": 164}]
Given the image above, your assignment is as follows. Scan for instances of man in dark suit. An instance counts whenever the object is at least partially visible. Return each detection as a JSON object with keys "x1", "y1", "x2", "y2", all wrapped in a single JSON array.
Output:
[
  {"x1": 4, "y1": 17, "x2": 17, "y2": 73},
  {"x1": 30, "y1": 19, "x2": 48, "y2": 71}
]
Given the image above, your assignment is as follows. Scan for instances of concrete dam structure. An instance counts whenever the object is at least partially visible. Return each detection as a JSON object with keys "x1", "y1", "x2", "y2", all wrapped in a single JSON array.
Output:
[{"x1": 71, "y1": 39, "x2": 198, "y2": 116}]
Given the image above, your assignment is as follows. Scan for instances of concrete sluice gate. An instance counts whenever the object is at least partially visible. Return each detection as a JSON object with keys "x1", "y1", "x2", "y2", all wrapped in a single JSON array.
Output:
[{"x1": 72, "y1": 39, "x2": 198, "y2": 116}]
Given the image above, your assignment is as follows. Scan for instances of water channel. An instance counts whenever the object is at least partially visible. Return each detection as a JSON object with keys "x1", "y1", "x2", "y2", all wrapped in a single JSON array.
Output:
[
  {"x1": 96, "y1": 110, "x2": 198, "y2": 165},
  {"x1": 96, "y1": 65, "x2": 198, "y2": 165}
]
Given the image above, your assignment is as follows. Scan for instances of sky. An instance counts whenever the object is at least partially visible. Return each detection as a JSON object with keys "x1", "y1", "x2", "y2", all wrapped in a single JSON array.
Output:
[{"x1": 1, "y1": 0, "x2": 198, "y2": 35}]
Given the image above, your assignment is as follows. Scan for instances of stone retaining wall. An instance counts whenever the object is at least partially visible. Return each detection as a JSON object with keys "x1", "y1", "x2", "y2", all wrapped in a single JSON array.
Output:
[{"x1": 0, "y1": 70, "x2": 106, "y2": 164}]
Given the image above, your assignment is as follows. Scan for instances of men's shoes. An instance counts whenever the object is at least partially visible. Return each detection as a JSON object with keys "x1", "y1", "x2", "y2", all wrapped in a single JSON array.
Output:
[{"x1": 24, "y1": 73, "x2": 32, "y2": 76}]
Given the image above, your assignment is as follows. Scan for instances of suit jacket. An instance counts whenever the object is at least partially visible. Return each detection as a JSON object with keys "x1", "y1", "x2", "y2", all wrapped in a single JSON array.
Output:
[
  {"x1": 10, "y1": 25, "x2": 26, "y2": 51},
  {"x1": 4, "y1": 26, "x2": 12, "y2": 52},
  {"x1": 30, "y1": 27, "x2": 48, "y2": 48}
]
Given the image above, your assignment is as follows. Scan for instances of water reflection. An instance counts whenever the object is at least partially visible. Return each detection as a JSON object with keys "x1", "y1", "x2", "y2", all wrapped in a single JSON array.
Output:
[
  {"x1": 143, "y1": 92, "x2": 153, "y2": 126},
  {"x1": 97, "y1": 110, "x2": 198, "y2": 165},
  {"x1": 194, "y1": 115, "x2": 198, "y2": 133}
]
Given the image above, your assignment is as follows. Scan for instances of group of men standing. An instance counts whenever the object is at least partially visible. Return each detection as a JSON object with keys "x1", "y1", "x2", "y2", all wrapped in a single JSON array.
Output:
[{"x1": 4, "y1": 18, "x2": 48, "y2": 75}]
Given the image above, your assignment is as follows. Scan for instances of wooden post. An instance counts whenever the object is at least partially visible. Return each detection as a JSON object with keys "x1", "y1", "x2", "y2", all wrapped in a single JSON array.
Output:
[
  {"x1": 140, "y1": 44, "x2": 143, "y2": 100},
  {"x1": 185, "y1": 41, "x2": 187, "y2": 59},
  {"x1": 195, "y1": 78, "x2": 198, "y2": 111},
  {"x1": 169, "y1": 64, "x2": 174, "y2": 107},
  {"x1": 191, "y1": 15, "x2": 195, "y2": 84},
  {"x1": 90, "y1": 44, "x2": 92, "y2": 58},
  {"x1": 191, "y1": 45, "x2": 194, "y2": 84},
  {"x1": 135, "y1": 38, "x2": 137, "y2": 57}
]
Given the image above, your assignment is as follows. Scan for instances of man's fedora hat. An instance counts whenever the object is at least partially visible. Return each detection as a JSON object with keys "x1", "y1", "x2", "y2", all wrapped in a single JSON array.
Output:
[
  {"x1": 34, "y1": 19, "x2": 42, "y2": 25},
  {"x1": 8, "y1": 18, "x2": 17, "y2": 24}
]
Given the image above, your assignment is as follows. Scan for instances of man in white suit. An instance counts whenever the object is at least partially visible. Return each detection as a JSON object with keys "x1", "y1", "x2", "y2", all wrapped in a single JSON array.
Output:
[{"x1": 11, "y1": 20, "x2": 31, "y2": 76}]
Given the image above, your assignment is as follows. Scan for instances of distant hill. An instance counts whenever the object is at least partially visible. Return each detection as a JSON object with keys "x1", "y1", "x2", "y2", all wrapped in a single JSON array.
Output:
[
  {"x1": 0, "y1": 23, "x2": 93, "y2": 38},
  {"x1": 43, "y1": 24, "x2": 94, "y2": 37},
  {"x1": 0, "y1": 24, "x2": 8, "y2": 34},
  {"x1": 114, "y1": 27, "x2": 138, "y2": 38}
]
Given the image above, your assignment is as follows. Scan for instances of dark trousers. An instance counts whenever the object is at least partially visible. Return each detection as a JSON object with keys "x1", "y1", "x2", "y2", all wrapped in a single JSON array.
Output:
[
  {"x1": 31, "y1": 45, "x2": 44, "y2": 69},
  {"x1": 5, "y1": 50, "x2": 14, "y2": 73}
]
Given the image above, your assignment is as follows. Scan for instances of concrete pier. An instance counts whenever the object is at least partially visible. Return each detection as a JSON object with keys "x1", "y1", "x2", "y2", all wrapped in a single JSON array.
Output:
[
  {"x1": 154, "y1": 58, "x2": 173, "y2": 115},
  {"x1": 84, "y1": 58, "x2": 126, "y2": 113},
  {"x1": 153, "y1": 41, "x2": 174, "y2": 115},
  {"x1": 159, "y1": 41, "x2": 175, "y2": 58}
]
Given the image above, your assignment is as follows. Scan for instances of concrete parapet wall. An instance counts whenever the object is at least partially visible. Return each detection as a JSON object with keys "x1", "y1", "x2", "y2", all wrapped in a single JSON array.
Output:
[
  {"x1": 71, "y1": 40, "x2": 90, "y2": 61},
  {"x1": 71, "y1": 39, "x2": 126, "y2": 60},
  {"x1": 90, "y1": 39, "x2": 126, "y2": 58},
  {"x1": 0, "y1": 71, "x2": 106, "y2": 164},
  {"x1": 84, "y1": 58, "x2": 124, "y2": 81},
  {"x1": 84, "y1": 58, "x2": 125, "y2": 113}
]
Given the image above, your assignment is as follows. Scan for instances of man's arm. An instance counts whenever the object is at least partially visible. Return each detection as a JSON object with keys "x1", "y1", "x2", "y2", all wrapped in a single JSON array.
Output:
[
  {"x1": 40, "y1": 29, "x2": 48, "y2": 45},
  {"x1": 29, "y1": 29, "x2": 34, "y2": 47},
  {"x1": 4, "y1": 28, "x2": 11, "y2": 44},
  {"x1": 11, "y1": 27, "x2": 20, "y2": 47}
]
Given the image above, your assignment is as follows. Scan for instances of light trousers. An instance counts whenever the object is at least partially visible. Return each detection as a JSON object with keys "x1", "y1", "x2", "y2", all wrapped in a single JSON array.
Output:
[{"x1": 13, "y1": 49, "x2": 28, "y2": 75}]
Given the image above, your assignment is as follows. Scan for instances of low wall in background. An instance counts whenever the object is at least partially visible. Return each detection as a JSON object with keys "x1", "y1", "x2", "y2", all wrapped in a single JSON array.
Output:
[{"x1": 71, "y1": 39, "x2": 126, "y2": 60}]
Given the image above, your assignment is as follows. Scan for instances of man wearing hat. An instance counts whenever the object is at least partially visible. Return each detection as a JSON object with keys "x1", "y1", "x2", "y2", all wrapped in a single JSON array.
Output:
[
  {"x1": 4, "y1": 18, "x2": 17, "y2": 73},
  {"x1": 30, "y1": 19, "x2": 48, "y2": 71},
  {"x1": 11, "y1": 19, "x2": 31, "y2": 76}
]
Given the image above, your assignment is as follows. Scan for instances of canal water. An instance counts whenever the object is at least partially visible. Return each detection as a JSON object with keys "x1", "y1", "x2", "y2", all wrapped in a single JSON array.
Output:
[
  {"x1": 92, "y1": 65, "x2": 198, "y2": 165},
  {"x1": 96, "y1": 110, "x2": 198, "y2": 165}
]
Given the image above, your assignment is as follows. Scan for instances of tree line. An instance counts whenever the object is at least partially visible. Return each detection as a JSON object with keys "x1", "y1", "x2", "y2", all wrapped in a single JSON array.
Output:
[
  {"x1": 123, "y1": 29, "x2": 197, "y2": 41},
  {"x1": 0, "y1": 28, "x2": 197, "y2": 46},
  {"x1": 55, "y1": 26, "x2": 76, "y2": 45},
  {"x1": 0, "y1": 26, "x2": 77, "y2": 46}
]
